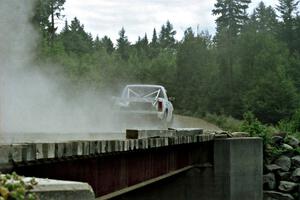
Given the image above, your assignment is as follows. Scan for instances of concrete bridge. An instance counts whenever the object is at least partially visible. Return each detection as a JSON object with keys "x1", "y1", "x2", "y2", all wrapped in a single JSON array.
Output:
[{"x1": 0, "y1": 129, "x2": 262, "y2": 200}]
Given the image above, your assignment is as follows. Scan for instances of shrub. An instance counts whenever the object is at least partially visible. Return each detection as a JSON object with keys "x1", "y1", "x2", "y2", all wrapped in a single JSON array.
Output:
[
  {"x1": 240, "y1": 111, "x2": 271, "y2": 147},
  {"x1": 277, "y1": 108, "x2": 300, "y2": 140},
  {"x1": 204, "y1": 113, "x2": 242, "y2": 131},
  {"x1": 0, "y1": 172, "x2": 38, "y2": 200}
]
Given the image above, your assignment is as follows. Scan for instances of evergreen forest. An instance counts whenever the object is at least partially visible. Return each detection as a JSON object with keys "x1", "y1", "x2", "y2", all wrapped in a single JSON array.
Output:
[{"x1": 33, "y1": 0, "x2": 300, "y2": 127}]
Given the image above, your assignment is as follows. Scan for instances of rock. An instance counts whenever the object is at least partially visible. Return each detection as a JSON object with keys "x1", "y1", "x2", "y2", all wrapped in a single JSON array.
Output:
[
  {"x1": 274, "y1": 156, "x2": 291, "y2": 172},
  {"x1": 278, "y1": 181, "x2": 298, "y2": 192},
  {"x1": 286, "y1": 136, "x2": 299, "y2": 148},
  {"x1": 282, "y1": 143, "x2": 294, "y2": 150},
  {"x1": 266, "y1": 164, "x2": 282, "y2": 172},
  {"x1": 277, "y1": 171, "x2": 291, "y2": 181},
  {"x1": 215, "y1": 130, "x2": 228, "y2": 135},
  {"x1": 264, "y1": 191, "x2": 294, "y2": 200},
  {"x1": 272, "y1": 136, "x2": 284, "y2": 146},
  {"x1": 263, "y1": 173, "x2": 276, "y2": 190},
  {"x1": 292, "y1": 155, "x2": 300, "y2": 168},
  {"x1": 273, "y1": 132, "x2": 288, "y2": 138},
  {"x1": 291, "y1": 168, "x2": 300, "y2": 182},
  {"x1": 231, "y1": 132, "x2": 250, "y2": 137},
  {"x1": 214, "y1": 131, "x2": 229, "y2": 138}
]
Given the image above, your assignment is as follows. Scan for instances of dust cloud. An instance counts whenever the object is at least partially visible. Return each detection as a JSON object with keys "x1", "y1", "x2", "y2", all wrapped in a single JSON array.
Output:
[{"x1": 0, "y1": 0, "x2": 119, "y2": 143}]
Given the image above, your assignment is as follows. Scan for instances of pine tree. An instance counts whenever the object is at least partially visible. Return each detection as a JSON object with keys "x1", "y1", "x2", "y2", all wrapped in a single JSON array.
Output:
[
  {"x1": 141, "y1": 33, "x2": 148, "y2": 47},
  {"x1": 149, "y1": 28, "x2": 159, "y2": 59},
  {"x1": 277, "y1": 0, "x2": 299, "y2": 22},
  {"x1": 251, "y1": 2, "x2": 278, "y2": 34},
  {"x1": 276, "y1": 0, "x2": 300, "y2": 52},
  {"x1": 49, "y1": 0, "x2": 65, "y2": 42},
  {"x1": 176, "y1": 28, "x2": 213, "y2": 113},
  {"x1": 69, "y1": 17, "x2": 84, "y2": 32},
  {"x1": 94, "y1": 36, "x2": 102, "y2": 51},
  {"x1": 116, "y1": 27, "x2": 130, "y2": 60},
  {"x1": 61, "y1": 17, "x2": 93, "y2": 55},
  {"x1": 159, "y1": 21, "x2": 177, "y2": 49},
  {"x1": 212, "y1": 0, "x2": 251, "y2": 116},
  {"x1": 151, "y1": 28, "x2": 158, "y2": 46},
  {"x1": 213, "y1": 0, "x2": 251, "y2": 38},
  {"x1": 33, "y1": 0, "x2": 65, "y2": 44},
  {"x1": 183, "y1": 27, "x2": 194, "y2": 41},
  {"x1": 295, "y1": 16, "x2": 300, "y2": 53},
  {"x1": 134, "y1": 36, "x2": 142, "y2": 53},
  {"x1": 61, "y1": 20, "x2": 69, "y2": 34},
  {"x1": 101, "y1": 36, "x2": 114, "y2": 54},
  {"x1": 135, "y1": 33, "x2": 149, "y2": 55}
]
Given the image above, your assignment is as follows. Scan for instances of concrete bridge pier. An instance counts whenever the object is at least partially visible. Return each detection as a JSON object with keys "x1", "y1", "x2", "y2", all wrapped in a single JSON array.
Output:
[
  {"x1": 212, "y1": 138, "x2": 263, "y2": 200},
  {"x1": 112, "y1": 138, "x2": 262, "y2": 200}
]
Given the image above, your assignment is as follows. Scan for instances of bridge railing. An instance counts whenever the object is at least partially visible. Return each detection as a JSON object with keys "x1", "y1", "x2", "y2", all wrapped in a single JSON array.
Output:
[{"x1": 0, "y1": 128, "x2": 213, "y2": 171}]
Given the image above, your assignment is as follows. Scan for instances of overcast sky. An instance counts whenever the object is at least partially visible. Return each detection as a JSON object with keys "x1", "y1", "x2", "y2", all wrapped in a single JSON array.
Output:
[{"x1": 59, "y1": 0, "x2": 278, "y2": 43}]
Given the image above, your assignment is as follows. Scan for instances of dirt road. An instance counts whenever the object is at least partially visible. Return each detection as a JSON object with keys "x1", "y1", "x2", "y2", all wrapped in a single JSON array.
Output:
[
  {"x1": 3, "y1": 115, "x2": 220, "y2": 143},
  {"x1": 172, "y1": 115, "x2": 221, "y2": 131}
]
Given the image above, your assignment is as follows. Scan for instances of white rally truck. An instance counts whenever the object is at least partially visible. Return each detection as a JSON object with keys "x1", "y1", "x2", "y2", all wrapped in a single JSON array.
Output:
[{"x1": 114, "y1": 84, "x2": 174, "y2": 128}]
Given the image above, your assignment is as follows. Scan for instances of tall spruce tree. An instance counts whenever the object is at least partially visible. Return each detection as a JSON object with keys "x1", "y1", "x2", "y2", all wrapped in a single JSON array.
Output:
[
  {"x1": 251, "y1": 2, "x2": 278, "y2": 34},
  {"x1": 295, "y1": 16, "x2": 300, "y2": 53},
  {"x1": 151, "y1": 28, "x2": 158, "y2": 46},
  {"x1": 213, "y1": 0, "x2": 251, "y2": 38},
  {"x1": 34, "y1": 0, "x2": 65, "y2": 44},
  {"x1": 276, "y1": 0, "x2": 300, "y2": 52},
  {"x1": 277, "y1": 0, "x2": 299, "y2": 22},
  {"x1": 61, "y1": 17, "x2": 93, "y2": 55},
  {"x1": 94, "y1": 36, "x2": 102, "y2": 51},
  {"x1": 101, "y1": 36, "x2": 114, "y2": 55},
  {"x1": 159, "y1": 21, "x2": 177, "y2": 49},
  {"x1": 148, "y1": 29, "x2": 159, "y2": 59},
  {"x1": 141, "y1": 33, "x2": 149, "y2": 47},
  {"x1": 116, "y1": 27, "x2": 130, "y2": 60},
  {"x1": 176, "y1": 28, "x2": 213, "y2": 114},
  {"x1": 212, "y1": 0, "x2": 251, "y2": 116}
]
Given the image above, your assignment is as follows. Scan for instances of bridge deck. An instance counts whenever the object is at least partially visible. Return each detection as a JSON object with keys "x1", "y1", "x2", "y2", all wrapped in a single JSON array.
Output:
[
  {"x1": 0, "y1": 129, "x2": 212, "y2": 170},
  {"x1": 5, "y1": 129, "x2": 215, "y2": 197}
]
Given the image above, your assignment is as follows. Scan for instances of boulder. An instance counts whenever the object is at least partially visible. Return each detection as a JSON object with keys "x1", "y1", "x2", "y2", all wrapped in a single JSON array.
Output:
[
  {"x1": 274, "y1": 156, "x2": 291, "y2": 172},
  {"x1": 215, "y1": 130, "x2": 228, "y2": 135},
  {"x1": 273, "y1": 132, "x2": 288, "y2": 138},
  {"x1": 292, "y1": 155, "x2": 300, "y2": 168},
  {"x1": 264, "y1": 191, "x2": 294, "y2": 200},
  {"x1": 277, "y1": 171, "x2": 291, "y2": 181},
  {"x1": 278, "y1": 181, "x2": 298, "y2": 192},
  {"x1": 231, "y1": 132, "x2": 250, "y2": 137},
  {"x1": 291, "y1": 168, "x2": 300, "y2": 182},
  {"x1": 272, "y1": 136, "x2": 284, "y2": 146},
  {"x1": 282, "y1": 143, "x2": 294, "y2": 150},
  {"x1": 214, "y1": 131, "x2": 229, "y2": 138},
  {"x1": 286, "y1": 136, "x2": 299, "y2": 148},
  {"x1": 263, "y1": 173, "x2": 276, "y2": 190},
  {"x1": 266, "y1": 164, "x2": 282, "y2": 172}
]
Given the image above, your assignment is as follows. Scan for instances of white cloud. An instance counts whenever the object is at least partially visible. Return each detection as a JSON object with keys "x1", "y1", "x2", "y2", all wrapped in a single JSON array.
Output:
[{"x1": 59, "y1": 0, "x2": 279, "y2": 43}]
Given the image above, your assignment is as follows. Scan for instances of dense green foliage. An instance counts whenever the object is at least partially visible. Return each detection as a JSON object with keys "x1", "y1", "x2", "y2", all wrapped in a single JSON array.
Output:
[
  {"x1": 240, "y1": 112, "x2": 272, "y2": 143},
  {"x1": 33, "y1": 0, "x2": 300, "y2": 125},
  {"x1": 0, "y1": 172, "x2": 37, "y2": 200}
]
